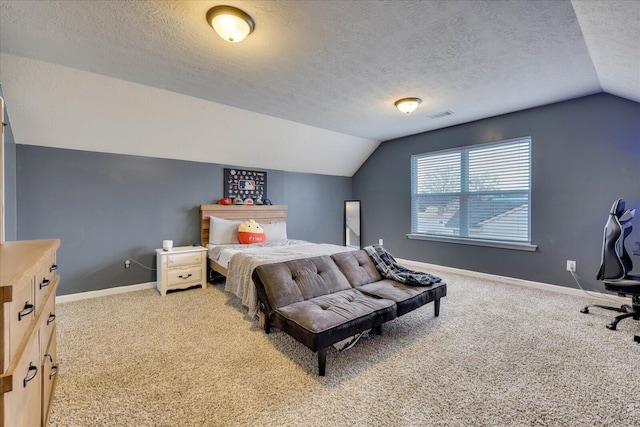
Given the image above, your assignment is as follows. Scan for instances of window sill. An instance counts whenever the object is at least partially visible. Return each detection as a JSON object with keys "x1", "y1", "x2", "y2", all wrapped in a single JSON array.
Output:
[{"x1": 406, "y1": 234, "x2": 538, "y2": 252}]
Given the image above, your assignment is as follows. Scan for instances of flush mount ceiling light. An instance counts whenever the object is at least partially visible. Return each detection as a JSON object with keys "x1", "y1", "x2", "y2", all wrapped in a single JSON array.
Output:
[
  {"x1": 394, "y1": 97, "x2": 422, "y2": 114},
  {"x1": 206, "y1": 5, "x2": 255, "y2": 43}
]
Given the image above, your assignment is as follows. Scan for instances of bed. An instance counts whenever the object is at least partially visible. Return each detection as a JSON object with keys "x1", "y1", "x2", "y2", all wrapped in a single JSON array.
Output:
[{"x1": 199, "y1": 204, "x2": 354, "y2": 319}]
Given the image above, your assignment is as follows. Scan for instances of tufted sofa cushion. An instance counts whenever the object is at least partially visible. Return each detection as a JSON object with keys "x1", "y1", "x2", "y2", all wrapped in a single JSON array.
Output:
[
  {"x1": 332, "y1": 250, "x2": 447, "y2": 316},
  {"x1": 276, "y1": 289, "x2": 396, "y2": 350},
  {"x1": 255, "y1": 256, "x2": 353, "y2": 309},
  {"x1": 330, "y1": 250, "x2": 382, "y2": 286}
]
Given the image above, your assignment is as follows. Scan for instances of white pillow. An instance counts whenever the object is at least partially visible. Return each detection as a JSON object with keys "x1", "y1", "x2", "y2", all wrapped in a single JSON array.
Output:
[
  {"x1": 209, "y1": 216, "x2": 241, "y2": 244},
  {"x1": 260, "y1": 222, "x2": 287, "y2": 242}
]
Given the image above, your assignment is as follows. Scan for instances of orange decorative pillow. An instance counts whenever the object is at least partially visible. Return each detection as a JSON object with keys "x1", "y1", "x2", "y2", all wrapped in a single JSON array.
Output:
[{"x1": 238, "y1": 219, "x2": 266, "y2": 244}]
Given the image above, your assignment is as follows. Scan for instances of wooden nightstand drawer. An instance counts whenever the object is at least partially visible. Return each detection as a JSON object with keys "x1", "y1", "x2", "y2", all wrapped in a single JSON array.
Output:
[
  {"x1": 166, "y1": 251, "x2": 203, "y2": 268},
  {"x1": 167, "y1": 266, "x2": 203, "y2": 287},
  {"x1": 156, "y1": 246, "x2": 207, "y2": 296}
]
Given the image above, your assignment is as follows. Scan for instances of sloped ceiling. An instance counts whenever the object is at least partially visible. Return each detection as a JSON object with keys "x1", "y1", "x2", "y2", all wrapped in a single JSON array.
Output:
[{"x1": 0, "y1": 0, "x2": 638, "y2": 176}]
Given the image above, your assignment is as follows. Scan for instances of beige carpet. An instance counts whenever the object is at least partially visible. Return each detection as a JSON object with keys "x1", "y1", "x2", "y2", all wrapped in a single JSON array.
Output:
[{"x1": 49, "y1": 270, "x2": 640, "y2": 426}]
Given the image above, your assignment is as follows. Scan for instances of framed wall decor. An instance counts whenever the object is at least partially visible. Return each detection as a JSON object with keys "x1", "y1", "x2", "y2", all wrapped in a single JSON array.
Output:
[{"x1": 224, "y1": 168, "x2": 267, "y2": 204}]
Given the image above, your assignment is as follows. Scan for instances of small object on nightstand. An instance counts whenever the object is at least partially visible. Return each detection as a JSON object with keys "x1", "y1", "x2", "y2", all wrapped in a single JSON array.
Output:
[
  {"x1": 156, "y1": 246, "x2": 207, "y2": 296},
  {"x1": 162, "y1": 239, "x2": 173, "y2": 251}
]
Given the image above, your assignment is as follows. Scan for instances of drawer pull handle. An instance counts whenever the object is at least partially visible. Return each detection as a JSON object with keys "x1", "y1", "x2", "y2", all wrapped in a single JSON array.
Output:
[
  {"x1": 44, "y1": 355, "x2": 58, "y2": 379},
  {"x1": 47, "y1": 313, "x2": 56, "y2": 325},
  {"x1": 50, "y1": 264, "x2": 58, "y2": 272},
  {"x1": 18, "y1": 303, "x2": 34, "y2": 321},
  {"x1": 50, "y1": 364, "x2": 58, "y2": 379},
  {"x1": 40, "y1": 278, "x2": 51, "y2": 289},
  {"x1": 178, "y1": 273, "x2": 193, "y2": 279},
  {"x1": 23, "y1": 363, "x2": 38, "y2": 387}
]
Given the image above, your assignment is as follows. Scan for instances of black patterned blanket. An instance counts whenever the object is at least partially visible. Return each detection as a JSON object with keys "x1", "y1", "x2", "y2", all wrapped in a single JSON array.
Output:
[{"x1": 363, "y1": 245, "x2": 442, "y2": 286}]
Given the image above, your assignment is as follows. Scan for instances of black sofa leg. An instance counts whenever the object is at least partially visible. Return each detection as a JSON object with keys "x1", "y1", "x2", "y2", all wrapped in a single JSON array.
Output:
[
  {"x1": 259, "y1": 311, "x2": 271, "y2": 334},
  {"x1": 434, "y1": 298, "x2": 441, "y2": 317},
  {"x1": 318, "y1": 348, "x2": 327, "y2": 376}
]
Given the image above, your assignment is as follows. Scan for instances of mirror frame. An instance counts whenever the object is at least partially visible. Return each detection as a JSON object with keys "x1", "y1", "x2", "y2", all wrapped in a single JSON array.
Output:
[{"x1": 344, "y1": 200, "x2": 361, "y2": 249}]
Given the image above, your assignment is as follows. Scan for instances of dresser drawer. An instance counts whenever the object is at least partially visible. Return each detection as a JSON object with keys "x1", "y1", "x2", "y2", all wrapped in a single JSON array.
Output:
[
  {"x1": 167, "y1": 265, "x2": 203, "y2": 287},
  {"x1": 6, "y1": 280, "x2": 36, "y2": 369},
  {"x1": 39, "y1": 290, "x2": 57, "y2": 356},
  {"x1": 35, "y1": 252, "x2": 57, "y2": 312},
  {"x1": 3, "y1": 334, "x2": 42, "y2": 427},
  {"x1": 42, "y1": 330, "x2": 58, "y2": 427},
  {"x1": 166, "y1": 251, "x2": 203, "y2": 268}
]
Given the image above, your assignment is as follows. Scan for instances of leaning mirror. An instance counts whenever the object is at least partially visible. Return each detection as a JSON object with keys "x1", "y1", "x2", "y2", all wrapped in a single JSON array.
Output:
[{"x1": 344, "y1": 200, "x2": 361, "y2": 249}]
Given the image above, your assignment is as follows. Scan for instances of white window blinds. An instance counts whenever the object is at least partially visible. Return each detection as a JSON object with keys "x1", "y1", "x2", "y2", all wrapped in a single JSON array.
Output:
[{"x1": 411, "y1": 137, "x2": 531, "y2": 244}]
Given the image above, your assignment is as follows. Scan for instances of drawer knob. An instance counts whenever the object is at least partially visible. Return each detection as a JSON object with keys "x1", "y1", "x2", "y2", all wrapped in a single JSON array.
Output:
[
  {"x1": 23, "y1": 363, "x2": 38, "y2": 387},
  {"x1": 47, "y1": 313, "x2": 56, "y2": 325},
  {"x1": 178, "y1": 273, "x2": 193, "y2": 280},
  {"x1": 18, "y1": 302, "x2": 34, "y2": 321},
  {"x1": 40, "y1": 278, "x2": 51, "y2": 289},
  {"x1": 50, "y1": 264, "x2": 58, "y2": 272}
]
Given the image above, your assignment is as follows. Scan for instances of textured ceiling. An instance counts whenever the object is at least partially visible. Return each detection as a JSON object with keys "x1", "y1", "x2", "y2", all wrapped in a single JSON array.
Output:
[
  {"x1": 572, "y1": 0, "x2": 640, "y2": 102},
  {"x1": 0, "y1": 0, "x2": 638, "y2": 176}
]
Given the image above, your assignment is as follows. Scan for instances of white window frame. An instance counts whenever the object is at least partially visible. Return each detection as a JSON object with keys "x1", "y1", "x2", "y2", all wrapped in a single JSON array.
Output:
[{"x1": 407, "y1": 137, "x2": 537, "y2": 251}]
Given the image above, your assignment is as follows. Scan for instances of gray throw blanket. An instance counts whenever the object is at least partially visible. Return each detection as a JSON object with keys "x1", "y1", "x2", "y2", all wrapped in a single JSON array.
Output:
[{"x1": 364, "y1": 245, "x2": 442, "y2": 286}]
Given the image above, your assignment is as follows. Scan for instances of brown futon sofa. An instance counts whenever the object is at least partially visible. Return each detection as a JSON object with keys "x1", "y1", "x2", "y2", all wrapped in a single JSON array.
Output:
[{"x1": 252, "y1": 250, "x2": 447, "y2": 375}]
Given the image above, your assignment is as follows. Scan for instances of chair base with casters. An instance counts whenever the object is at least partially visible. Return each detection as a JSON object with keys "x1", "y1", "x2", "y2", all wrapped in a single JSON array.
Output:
[{"x1": 580, "y1": 278, "x2": 640, "y2": 342}]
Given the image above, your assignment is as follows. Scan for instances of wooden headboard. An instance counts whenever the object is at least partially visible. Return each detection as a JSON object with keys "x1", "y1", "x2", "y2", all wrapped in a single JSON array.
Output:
[{"x1": 199, "y1": 204, "x2": 288, "y2": 247}]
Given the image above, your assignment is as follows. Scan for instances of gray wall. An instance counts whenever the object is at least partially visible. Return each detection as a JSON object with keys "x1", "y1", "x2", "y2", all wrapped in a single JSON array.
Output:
[
  {"x1": 1, "y1": 85, "x2": 17, "y2": 241},
  {"x1": 17, "y1": 146, "x2": 351, "y2": 295},
  {"x1": 353, "y1": 93, "x2": 640, "y2": 291}
]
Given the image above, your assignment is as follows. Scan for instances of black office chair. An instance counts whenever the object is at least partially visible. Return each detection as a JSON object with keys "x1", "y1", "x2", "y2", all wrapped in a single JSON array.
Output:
[{"x1": 581, "y1": 199, "x2": 640, "y2": 343}]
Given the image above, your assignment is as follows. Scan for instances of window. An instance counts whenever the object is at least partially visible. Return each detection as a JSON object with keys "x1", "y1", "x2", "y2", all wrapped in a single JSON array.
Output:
[{"x1": 410, "y1": 137, "x2": 533, "y2": 249}]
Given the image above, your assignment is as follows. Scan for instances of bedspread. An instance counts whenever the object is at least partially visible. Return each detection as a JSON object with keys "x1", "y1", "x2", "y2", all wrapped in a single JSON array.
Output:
[
  {"x1": 208, "y1": 239, "x2": 306, "y2": 268},
  {"x1": 222, "y1": 240, "x2": 354, "y2": 318}
]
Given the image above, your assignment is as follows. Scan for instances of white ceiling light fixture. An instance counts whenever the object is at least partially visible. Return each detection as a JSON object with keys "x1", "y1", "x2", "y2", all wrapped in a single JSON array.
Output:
[
  {"x1": 394, "y1": 97, "x2": 422, "y2": 114},
  {"x1": 206, "y1": 5, "x2": 255, "y2": 43}
]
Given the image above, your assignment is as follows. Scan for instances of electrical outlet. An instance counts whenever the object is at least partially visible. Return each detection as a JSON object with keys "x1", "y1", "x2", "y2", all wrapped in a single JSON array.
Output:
[
  {"x1": 566, "y1": 260, "x2": 576, "y2": 272},
  {"x1": 378, "y1": 239, "x2": 383, "y2": 246},
  {"x1": 124, "y1": 259, "x2": 131, "y2": 269}
]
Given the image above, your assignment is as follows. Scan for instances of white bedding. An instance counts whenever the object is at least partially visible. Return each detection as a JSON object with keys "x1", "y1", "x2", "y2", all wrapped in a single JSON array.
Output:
[{"x1": 208, "y1": 240, "x2": 354, "y2": 317}]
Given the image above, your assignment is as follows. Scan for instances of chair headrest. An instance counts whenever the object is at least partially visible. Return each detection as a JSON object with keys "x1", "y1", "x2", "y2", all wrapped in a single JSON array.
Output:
[{"x1": 610, "y1": 198, "x2": 626, "y2": 216}]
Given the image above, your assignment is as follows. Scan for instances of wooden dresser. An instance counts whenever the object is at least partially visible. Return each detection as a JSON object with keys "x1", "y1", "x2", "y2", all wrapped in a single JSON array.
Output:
[{"x1": 0, "y1": 239, "x2": 60, "y2": 427}]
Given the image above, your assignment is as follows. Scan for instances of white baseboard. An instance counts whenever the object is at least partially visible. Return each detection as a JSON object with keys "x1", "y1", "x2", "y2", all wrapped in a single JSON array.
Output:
[
  {"x1": 55, "y1": 260, "x2": 627, "y2": 306},
  {"x1": 396, "y1": 258, "x2": 628, "y2": 304},
  {"x1": 56, "y1": 281, "x2": 157, "y2": 303}
]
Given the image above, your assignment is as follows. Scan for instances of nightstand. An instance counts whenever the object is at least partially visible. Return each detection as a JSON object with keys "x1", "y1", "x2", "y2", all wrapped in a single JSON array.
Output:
[{"x1": 156, "y1": 246, "x2": 207, "y2": 296}]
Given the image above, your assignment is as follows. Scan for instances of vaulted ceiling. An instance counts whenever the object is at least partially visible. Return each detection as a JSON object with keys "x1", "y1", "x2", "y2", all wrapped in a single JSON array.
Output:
[{"x1": 0, "y1": 1, "x2": 638, "y2": 176}]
